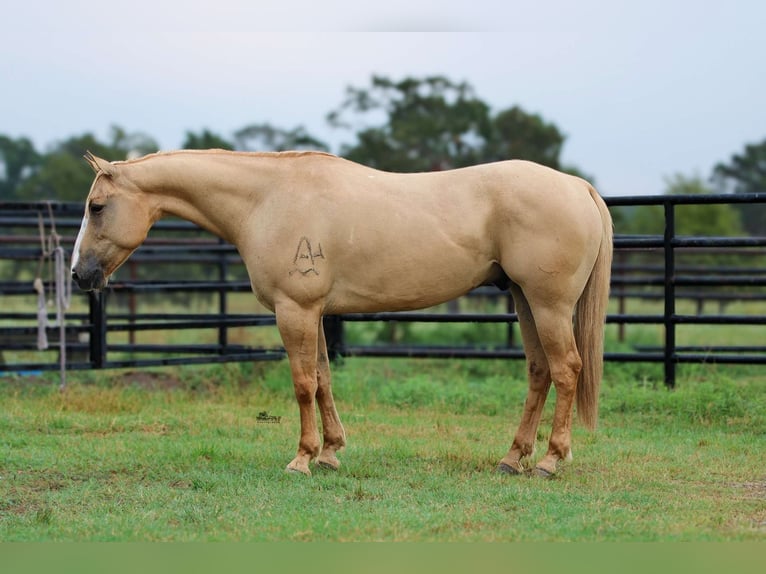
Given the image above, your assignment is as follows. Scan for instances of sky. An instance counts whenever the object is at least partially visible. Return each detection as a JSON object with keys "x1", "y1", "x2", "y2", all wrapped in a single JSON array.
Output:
[{"x1": 1, "y1": 0, "x2": 764, "y2": 197}]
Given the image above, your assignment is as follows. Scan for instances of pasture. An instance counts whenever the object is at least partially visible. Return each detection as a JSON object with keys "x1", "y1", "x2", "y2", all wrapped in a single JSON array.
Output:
[{"x1": 1, "y1": 358, "x2": 764, "y2": 541}]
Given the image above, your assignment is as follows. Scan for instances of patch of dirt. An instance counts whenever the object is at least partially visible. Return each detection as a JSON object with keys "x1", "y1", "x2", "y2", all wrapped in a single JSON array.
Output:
[{"x1": 729, "y1": 480, "x2": 766, "y2": 500}]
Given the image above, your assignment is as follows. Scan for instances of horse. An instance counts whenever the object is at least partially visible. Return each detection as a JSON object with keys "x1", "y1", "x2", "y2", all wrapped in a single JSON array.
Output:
[{"x1": 71, "y1": 149, "x2": 613, "y2": 477}]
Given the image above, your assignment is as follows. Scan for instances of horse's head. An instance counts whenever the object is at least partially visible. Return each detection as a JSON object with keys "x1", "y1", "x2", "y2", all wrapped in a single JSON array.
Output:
[{"x1": 71, "y1": 152, "x2": 156, "y2": 291}]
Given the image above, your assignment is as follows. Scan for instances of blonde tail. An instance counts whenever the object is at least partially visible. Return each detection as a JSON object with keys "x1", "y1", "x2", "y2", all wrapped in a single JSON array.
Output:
[{"x1": 574, "y1": 186, "x2": 613, "y2": 430}]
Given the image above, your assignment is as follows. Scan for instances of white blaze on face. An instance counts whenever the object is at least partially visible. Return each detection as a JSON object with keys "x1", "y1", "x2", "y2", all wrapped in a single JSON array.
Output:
[{"x1": 71, "y1": 213, "x2": 89, "y2": 270}]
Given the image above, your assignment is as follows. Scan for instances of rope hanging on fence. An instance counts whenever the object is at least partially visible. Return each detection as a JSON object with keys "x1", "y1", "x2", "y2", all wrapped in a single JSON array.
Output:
[
  {"x1": 34, "y1": 277, "x2": 48, "y2": 350},
  {"x1": 34, "y1": 203, "x2": 72, "y2": 389}
]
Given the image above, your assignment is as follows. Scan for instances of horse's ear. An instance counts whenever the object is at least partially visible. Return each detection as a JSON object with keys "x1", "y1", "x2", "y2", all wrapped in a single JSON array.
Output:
[{"x1": 84, "y1": 151, "x2": 115, "y2": 176}]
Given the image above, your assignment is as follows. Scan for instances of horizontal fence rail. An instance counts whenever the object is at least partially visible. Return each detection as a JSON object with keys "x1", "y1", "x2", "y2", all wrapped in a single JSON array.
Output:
[{"x1": 1, "y1": 192, "x2": 764, "y2": 387}]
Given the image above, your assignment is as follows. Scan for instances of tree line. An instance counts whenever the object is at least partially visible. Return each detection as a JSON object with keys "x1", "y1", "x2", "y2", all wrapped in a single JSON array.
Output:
[{"x1": 1, "y1": 74, "x2": 763, "y2": 236}]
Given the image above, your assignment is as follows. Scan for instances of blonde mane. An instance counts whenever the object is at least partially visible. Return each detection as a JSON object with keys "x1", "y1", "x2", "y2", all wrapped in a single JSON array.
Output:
[{"x1": 118, "y1": 148, "x2": 337, "y2": 165}]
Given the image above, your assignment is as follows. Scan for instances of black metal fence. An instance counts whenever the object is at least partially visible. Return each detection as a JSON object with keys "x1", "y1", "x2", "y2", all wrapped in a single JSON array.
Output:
[{"x1": 1, "y1": 193, "x2": 764, "y2": 387}]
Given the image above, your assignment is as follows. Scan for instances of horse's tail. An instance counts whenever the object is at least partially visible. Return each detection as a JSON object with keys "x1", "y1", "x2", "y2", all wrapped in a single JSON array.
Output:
[{"x1": 574, "y1": 185, "x2": 613, "y2": 430}]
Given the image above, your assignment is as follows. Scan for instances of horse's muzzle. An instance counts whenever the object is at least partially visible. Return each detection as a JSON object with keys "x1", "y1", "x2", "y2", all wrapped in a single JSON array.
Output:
[{"x1": 71, "y1": 259, "x2": 108, "y2": 291}]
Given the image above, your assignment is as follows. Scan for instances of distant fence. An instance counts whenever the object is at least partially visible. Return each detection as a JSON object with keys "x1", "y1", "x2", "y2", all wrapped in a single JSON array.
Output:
[{"x1": 1, "y1": 192, "x2": 764, "y2": 387}]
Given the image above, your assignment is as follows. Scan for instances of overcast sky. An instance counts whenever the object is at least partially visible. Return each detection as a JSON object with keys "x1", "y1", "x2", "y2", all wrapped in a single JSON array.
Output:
[{"x1": 2, "y1": 0, "x2": 764, "y2": 196}]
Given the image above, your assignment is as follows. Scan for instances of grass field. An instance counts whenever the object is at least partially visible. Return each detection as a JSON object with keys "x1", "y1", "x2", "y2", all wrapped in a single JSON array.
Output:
[{"x1": 1, "y1": 357, "x2": 764, "y2": 542}]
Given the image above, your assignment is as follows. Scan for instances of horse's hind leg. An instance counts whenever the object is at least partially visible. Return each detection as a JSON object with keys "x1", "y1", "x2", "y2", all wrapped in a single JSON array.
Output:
[
  {"x1": 525, "y1": 299, "x2": 583, "y2": 476},
  {"x1": 315, "y1": 317, "x2": 346, "y2": 470},
  {"x1": 276, "y1": 301, "x2": 322, "y2": 476},
  {"x1": 498, "y1": 284, "x2": 552, "y2": 475}
]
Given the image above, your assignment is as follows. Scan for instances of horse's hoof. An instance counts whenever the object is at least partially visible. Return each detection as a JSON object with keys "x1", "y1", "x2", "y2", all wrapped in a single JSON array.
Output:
[
  {"x1": 286, "y1": 463, "x2": 312, "y2": 477},
  {"x1": 533, "y1": 466, "x2": 554, "y2": 479},
  {"x1": 316, "y1": 449, "x2": 341, "y2": 471},
  {"x1": 317, "y1": 460, "x2": 340, "y2": 471},
  {"x1": 497, "y1": 462, "x2": 522, "y2": 475}
]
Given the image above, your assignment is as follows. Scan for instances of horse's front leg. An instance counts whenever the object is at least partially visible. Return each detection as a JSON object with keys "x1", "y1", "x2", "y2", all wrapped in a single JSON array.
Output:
[{"x1": 276, "y1": 301, "x2": 322, "y2": 476}]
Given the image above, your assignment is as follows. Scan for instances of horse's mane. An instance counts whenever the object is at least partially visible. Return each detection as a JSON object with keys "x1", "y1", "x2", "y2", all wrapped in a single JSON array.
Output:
[{"x1": 118, "y1": 149, "x2": 338, "y2": 165}]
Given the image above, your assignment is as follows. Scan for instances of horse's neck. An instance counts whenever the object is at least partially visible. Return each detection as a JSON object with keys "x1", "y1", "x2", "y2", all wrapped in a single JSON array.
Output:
[{"x1": 125, "y1": 152, "x2": 274, "y2": 244}]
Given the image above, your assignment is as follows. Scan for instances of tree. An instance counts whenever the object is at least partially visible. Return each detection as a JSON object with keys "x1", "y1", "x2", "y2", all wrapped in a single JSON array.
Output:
[
  {"x1": 0, "y1": 135, "x2": 40, "y2": 201},
  {"x1": 327, "y1": 75, "x2": 492, "y2": 172},
  {"x1": 625, "y1": 174, "x2": 744, "y2": 237},
  {"x1": 483, "y1": 106, "x2": 565, "y2": 169},
  {"x1": 234, "y1": 123, "x2": 328, "y2": 152},
  {"x1": 16, "y1": 126, "x2": 158, "y2": 201},
  {"x1": 713, "y1": 138, "x2": 766, "y2": 236},
  {"x1": 670, "y1": 175, "x2": 744, "y2": 237},
  {"x1": 108, "y1": 126, "x2": 159, "y2": 158},
  {"x1": 181, "y1": 129, "x2": 234, "y2": 150},
  {"x1": 327, "y1": 74, "x2": 582, "y2": 176}
]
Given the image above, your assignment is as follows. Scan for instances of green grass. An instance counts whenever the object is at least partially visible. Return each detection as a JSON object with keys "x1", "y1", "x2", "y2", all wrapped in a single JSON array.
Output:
[{"x1": 1, "y1": 358, "x2": 764, "y2": 541}]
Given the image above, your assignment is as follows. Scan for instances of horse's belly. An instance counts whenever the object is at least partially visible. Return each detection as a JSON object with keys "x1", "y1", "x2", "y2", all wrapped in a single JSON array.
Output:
[{"x1": 326, "y1": 257, "x2": 494, "y2": 314}]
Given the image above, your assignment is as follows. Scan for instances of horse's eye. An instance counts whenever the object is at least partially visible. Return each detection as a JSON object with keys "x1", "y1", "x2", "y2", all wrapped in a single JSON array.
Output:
[{"x1": 89, "y1": 203, "x2": 105, "y2": 215}]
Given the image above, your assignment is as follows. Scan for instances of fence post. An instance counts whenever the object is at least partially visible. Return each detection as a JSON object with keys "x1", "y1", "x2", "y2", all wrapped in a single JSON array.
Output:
[
  {"x1": 88, "y1": 291, "x2": 107, "y2": 368},
  {"x1": 616, "y1": 250, "x2": 626, "y2": 343},
  {"x1": 218, "y1": 238, "x2": 228, "y2": 354},
  {"x1": 323, "y1": 315, "x2": 345, "y2": 361},
  {"x1": 663, "y1": 200, "x2": 676, "y2": 388},
  {"x1": 128, "y1": 260, "x2": 137, "y2": 346}
]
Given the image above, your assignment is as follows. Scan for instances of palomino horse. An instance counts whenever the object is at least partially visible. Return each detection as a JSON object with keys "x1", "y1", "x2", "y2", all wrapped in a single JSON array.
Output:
[{"x1": 72, "y1": 150, "x2": 612, "y2": 477}]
